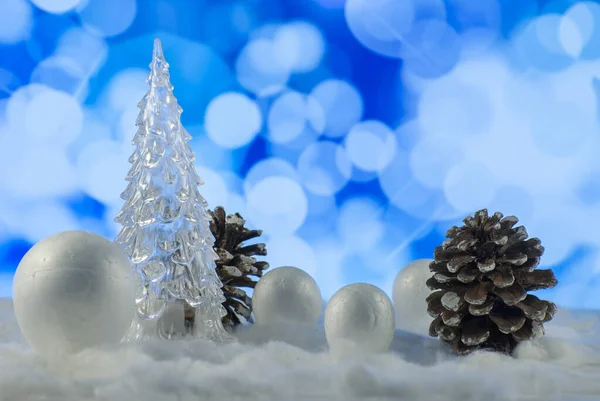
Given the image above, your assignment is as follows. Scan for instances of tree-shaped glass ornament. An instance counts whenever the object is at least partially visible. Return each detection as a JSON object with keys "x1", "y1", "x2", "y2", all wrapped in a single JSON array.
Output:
[{"x1": 114, "y1": 38, "x2": 234, "y2": 343}]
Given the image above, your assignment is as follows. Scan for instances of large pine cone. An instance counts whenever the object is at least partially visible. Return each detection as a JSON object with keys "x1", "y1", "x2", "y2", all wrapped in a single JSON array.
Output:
[
  {"x1": 208, "y1": 206, "x2": 269, "y2": 331},
  {"x1": 426, "y1": 209, "x2": 558, "y2": 355}
]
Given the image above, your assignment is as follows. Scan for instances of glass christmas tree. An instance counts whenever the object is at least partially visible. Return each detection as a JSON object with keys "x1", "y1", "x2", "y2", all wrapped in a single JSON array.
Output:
[{"x1": 115, "y1": 38, "x2": 234, "y2": 342}]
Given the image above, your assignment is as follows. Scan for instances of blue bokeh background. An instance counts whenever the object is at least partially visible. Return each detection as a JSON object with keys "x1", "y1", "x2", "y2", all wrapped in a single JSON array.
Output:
[{"x1": 0, "y1": 0, "x2": 597, "y2": 308}]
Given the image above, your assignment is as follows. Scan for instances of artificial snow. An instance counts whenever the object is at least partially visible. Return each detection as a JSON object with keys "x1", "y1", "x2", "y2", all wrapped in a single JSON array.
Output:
[{"x1": 0, "y1": 297, "x2": 599, "y2": 400}]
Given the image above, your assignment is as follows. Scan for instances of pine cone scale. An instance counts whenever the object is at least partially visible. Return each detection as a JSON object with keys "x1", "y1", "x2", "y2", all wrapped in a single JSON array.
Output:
[
  {"x1": 426, "y1": 209, "x2": 558, "y2": 355},
  {"x1": 207, "y1": 206, "x2": 269, "y2": 331}
]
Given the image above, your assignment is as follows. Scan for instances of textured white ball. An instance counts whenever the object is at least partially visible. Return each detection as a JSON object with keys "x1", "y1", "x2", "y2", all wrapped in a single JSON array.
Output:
[
  {"x1": 252, "y1": 266, "x2": 322, "y2": 325},
  {"x1": 392, "y1": 259, "x2": 434, "y2": 336},
  {"x1": 13, "y1": 231, "x2": 136, "y2": 356},
  {"x1": 324, "y1": 283, "x2": 395, "y2": 352}
]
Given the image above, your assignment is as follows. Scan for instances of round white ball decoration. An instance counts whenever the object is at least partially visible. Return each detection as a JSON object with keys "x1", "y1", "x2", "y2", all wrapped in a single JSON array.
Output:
[
  {"x1": 392, "y1": 259, "x2": 434, "y2": 336},
  {"x1": 252, "y1": 266, "x2": 322, "y2": 326},
  {"x1": 324, "y1": 283, "x2": 395, "y2": 352},
  {"x1": 13, "y1": 231, "x2": 136, "y2": 357}
]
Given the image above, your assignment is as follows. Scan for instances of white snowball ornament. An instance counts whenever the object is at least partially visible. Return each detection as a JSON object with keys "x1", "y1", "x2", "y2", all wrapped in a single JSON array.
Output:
[
  {"x1": 252, "y1": 266, "x2": 322, "y2": 326},
  {"x1": 13, "y1": 231, "x2": 136, "y2": 357},
  {"x1": 324, "y1": 283, "x2": 395, "y2": 352},
  {"x1": 392, "y1": 259, "x2": 434, "y2": 336}
]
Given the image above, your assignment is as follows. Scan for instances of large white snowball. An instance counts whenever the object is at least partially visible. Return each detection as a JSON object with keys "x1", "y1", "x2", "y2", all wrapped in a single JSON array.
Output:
[
  {"x1": 252, "y1": 266, "x2": 322, "y2": 326},
  {"x1": 324, "y1": 283, "x2": 395, "y2": 352},
  {"x1": 392, "y1": 259, "x2": 434, "y2": 336},
  {"x1": 13, "y1": 231, "x2": 136, "y2": 357}
]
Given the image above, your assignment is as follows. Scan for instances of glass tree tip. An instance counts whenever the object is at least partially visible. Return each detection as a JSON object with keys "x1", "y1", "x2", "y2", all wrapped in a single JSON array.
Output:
[{"x1": 153, "y1": 37, "x2": 164, "y2": 61}]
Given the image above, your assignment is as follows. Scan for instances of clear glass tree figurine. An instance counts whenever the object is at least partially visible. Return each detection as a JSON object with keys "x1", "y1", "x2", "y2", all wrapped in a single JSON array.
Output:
[{"x1": 114, "y1": 38, "x2": 234, "y2": 342}]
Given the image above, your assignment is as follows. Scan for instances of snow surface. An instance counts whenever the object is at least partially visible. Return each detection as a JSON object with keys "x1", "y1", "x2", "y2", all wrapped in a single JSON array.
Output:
[{"x1": 1, "y1": 298, "x2": 600, "y2": 401}]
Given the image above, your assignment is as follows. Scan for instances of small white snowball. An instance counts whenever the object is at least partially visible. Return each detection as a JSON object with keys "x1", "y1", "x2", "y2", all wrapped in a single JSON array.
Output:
[
  {"x1": 324, "y1": 283, "x2": 395, "y2": 352},
  {"x1": 12, "y1": 231, "x2": 136, "y2": 357},
  {"x1": 252, "y1": 266, "x2": 322, "y2": 326},
  {"x1": 392, "y1": 259, "x2": 434, "y2": 336}
]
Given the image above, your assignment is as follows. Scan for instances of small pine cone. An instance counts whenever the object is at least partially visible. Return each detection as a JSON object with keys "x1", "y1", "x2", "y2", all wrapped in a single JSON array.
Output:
[
  {"x1": 208, "y1": 206, "x2": 269, "y2": 331},
  {"x1": 426, "y1": 209, "x2": 558, "y2": 356}
]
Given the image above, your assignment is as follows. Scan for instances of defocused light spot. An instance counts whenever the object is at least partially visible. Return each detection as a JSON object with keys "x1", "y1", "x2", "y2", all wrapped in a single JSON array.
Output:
[
  {"x1": 350, "y1": 168, "x2": 378, "y2": 183},
  {"x1": 77, "y1": 0, "x2": 136, "y2": 37},
  {"x1": 24, "y1": 88, "x2": 83, "y2": 146},
  {"x1": 194, "y1": 166, "x2": 229, "y2": 208},
  {"x1": 512, "y1": 15, "x2": 573, "y2": 71},
  {"x1": 529, "y1": 100, "x2": 592, "y2": 157},
  {"x1": 236, "y1": 38, "x2": 290, "y2": 96},
  {"x1": 273, "y1": 21, "x2": 325, "y2": 73},
  {"x1": 266, "y1": 236, "x2": 317, "y2": 276},
  {"x1": 297, "y1": 141, "x2": 352, "y2": 196},
  {"x1": 55, "y1": 27, "x2": 108, "y2": 77},
  {"x1": 267, "y1": 91, "x2": 325, "y2": 144},
  {"x1": 0, "y1": 0, "x2": 32, "y2": 44},
  {"x1": 30, "y1": 56, "x2": 88, "y2": 97},
  {"x1": 344, "y1": 120, "x2": 396, "y2": 172},
  {"x1": 310, "y1": 79, "x2": 363, "y2": 137},
  {"x1": 246, "y1": 176, "x2": 308, "y2": 235},
  {"x1": 344, "y1": 0, "x2": 446, "y2": 58},
  {"x1": 559, "y1": 12, "x2": 586, "y2": 58},
  {"x1": 561, "y1": 2, "x2": 600, "y2": 59},
  {"x1": 444, "y1": 161, "x2": 497, "y2": 213},
  {"x1": 418, "y1": 79, "x2": 492, "y2": 137},
  {"x1": 409, "y1": 135, "x2": 462, "y2": 190},
  {"x1": 6, "y1": 84, "x2": 47, "y2": 130},
  {"x1": 77, "y1": 140, "x2": 129, "y2": 206},
  {"x1": 306, "y1": 192, "x2": 336, "y2": 216},
  {"x1": 446, "y1": 0, "x2": 501, "y2": 33},
  {"x1": 31, "y1": 0, "x2": 81, "y2": 14},
  {"x1": 205, "y1": 92, "x2": 262, "y2": 149},
  {"x1": 106, "y1": 69, "x2": 148, "y2": 112},
  {"x1": 379, "y1": 146, "x2": 461, "y2": 220},
  {"x1": 0, "y1": 69, "x2": 21, "y2": 96},
  {"x1": 337, "y1": 197, "x2": 384, "y2": 252},
  {"x1": 313, "y1": 0, "x2": 345, "y2": 9},
  {"x1": 0, "y1": 141, "x2": 78, "y2": 198},
  {"x1": 68, "y1": 110, "x2": 112, "y2": 158},
  {"x1": 19, "y1": 201, "x2": 80, "y2": 243},
  {"x1": 488, "y1": 185, "x2": 534, "y2": 224},
  {"x1": 243, "y1": 157, "x2": 298, "y2": 193}
]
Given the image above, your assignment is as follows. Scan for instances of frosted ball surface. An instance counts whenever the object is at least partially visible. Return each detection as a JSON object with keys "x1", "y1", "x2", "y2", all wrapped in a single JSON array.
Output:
[
  {"x1": 324, "y1": 283, "x2": 395, "y2": 352},
  {"x1": 13, "y1": 231, "x2": 136, "y2": 356},
  {"x1": 392, "y1": 259, "x2": 434, "y2": 336},
  {"x1": 252, "y1": 266, "x2": 322, "y2": 325}
]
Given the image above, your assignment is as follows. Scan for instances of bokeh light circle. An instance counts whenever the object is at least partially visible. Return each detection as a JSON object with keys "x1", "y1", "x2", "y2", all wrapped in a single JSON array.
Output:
[
  {"x1": 236, "y1": 39, "x2": 290, "y2": 96},
  {"x1": 246, "y1": 176, "x2": 308, "y2": 235},
  {"x1": 443, "y1": 161, "x2": 498, "y2": 213},
  {"x1": 243, "y1": 158, "x2": 298, "y2": 194},
  {"x1": 273, "y1": 21, "x2": 326, "y2": 73},
  {"x1": 310, "y1": 79, "x2": 363, "y2": 137},
  {"x1": 266, "y1": 236, "x2": 318, "y2": 277},
  {"x1": 24, "y1": 88, "x2": 83, "y2": 146},
  {"x1": 204, "y1": 92, "x2": 262, "y2": 149},
  {"x1": 297, "y1": 141, "x2": 352, "y2": 196},
  {"x1": 30, "y1": 0, "x2": 81, "y2": 14},
  {"x1": 0, "y1": 0, "x2": 32, "y2": 44},
  {"x1": 337, "y1": 197, "x2": 384, "y2": 252},
  {"x1": 267, "y1": 91, "x2": 325, "y2": 144},
  {"x1": 344, "y1": 120, "x2": 396, "y2": 172},
  {"x1": 77, "y1": 0, "x2": 137, "y2": 37}
]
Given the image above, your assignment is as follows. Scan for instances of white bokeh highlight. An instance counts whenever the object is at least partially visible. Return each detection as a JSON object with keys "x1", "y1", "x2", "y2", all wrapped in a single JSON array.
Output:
[
  {"x1": 0, "y1": 0, "x2": 32, "y2": 44},
  {"x1": 344, "y1": 120, "x2": 396, "y2": 172},
  {"x1": 205, "y1": 92, "x2": 262, "y2": 149}
]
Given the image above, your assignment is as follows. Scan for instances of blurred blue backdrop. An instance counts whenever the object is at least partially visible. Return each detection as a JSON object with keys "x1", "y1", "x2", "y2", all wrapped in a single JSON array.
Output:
[{"x1": 0, "y1": 0, "x2": 597, "y2": 308}]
